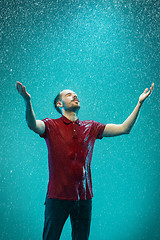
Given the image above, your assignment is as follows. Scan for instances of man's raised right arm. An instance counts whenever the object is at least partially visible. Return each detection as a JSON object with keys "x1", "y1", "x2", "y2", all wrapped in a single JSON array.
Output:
[{"x1": 16, "y1": 81, "x2": 45, "y2": 135}]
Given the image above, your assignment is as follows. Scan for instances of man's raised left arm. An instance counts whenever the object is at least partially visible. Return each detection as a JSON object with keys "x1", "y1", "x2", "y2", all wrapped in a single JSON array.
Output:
[{"x1": 102, "y1": 83, "x2": 154, "y2": 137}]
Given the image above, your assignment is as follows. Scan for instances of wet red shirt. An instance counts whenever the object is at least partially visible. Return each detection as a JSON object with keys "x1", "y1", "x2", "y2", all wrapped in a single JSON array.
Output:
[{"x1": 40, "y1": 115, "x2": 105, "y2": 200}]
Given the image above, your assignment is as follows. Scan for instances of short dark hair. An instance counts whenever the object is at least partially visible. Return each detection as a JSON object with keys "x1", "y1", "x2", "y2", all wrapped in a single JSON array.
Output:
[{"x1": 54, "y1": 92, "x2": 62, "y2": 114}]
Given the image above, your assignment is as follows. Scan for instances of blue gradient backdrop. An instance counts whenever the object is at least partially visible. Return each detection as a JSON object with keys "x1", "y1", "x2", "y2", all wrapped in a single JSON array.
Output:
[{"x1": 1, "y1": 0, "x2": 160, "y2": 239}]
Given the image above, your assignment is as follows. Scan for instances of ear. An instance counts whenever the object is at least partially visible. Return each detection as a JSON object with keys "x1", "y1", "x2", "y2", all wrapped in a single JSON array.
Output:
[{"x1": 57, "y1": 101, "x2": 63, "y2": 108}]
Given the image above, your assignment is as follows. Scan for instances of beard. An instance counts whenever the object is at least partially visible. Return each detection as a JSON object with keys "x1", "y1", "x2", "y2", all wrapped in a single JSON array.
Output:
[
  {"x1": 68, "y1": 104, "x2": 80, "y2": 113},
  {"x1": 64, "y1": 101, "x2": 80, "y2": 113},
  {"x1": 62, "y1": 99, "x2": 80, "y2": 113}
]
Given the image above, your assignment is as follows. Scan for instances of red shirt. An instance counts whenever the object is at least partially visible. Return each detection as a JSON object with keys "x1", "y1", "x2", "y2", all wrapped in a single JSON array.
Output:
[{"x1": 40, "y1": 115, "x2": 105, "y2": 200}]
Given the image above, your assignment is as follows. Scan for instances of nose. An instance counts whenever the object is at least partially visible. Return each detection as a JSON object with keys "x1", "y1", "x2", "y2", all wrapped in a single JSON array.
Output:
[
  {"x1": 72, "y1": 93, "x2": 80, "y2": 102},
  {"x1": 73, "y1": 93, "x2": 78, "y2": 99}
]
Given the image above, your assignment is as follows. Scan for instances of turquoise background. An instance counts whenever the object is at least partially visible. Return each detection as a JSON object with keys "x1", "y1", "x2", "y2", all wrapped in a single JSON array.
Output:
[{"x1": 1, "y1": 0, "x2": 160, "y2": 239}]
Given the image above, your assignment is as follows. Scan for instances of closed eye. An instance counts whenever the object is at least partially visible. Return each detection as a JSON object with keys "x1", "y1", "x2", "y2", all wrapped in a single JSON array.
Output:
[{"x1": 65, "y1": 93, "x2": 72, "y2": 96}]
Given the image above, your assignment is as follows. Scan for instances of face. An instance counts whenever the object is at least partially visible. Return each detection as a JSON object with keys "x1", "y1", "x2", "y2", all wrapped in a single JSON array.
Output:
[{"x1": 57, "y1": 89, "x2": 80, "y2": 113}]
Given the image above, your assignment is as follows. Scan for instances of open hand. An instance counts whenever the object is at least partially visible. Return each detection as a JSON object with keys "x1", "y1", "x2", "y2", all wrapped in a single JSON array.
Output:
[
  {"x1": 139, "y1": 83, "x2": 154, "y2": 104},
  {"x1": 16, "y1": 81, "x2": 31, "y2": 102}
]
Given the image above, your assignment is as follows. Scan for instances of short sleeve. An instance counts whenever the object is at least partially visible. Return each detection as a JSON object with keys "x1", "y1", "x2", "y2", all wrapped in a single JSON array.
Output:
[
  {"x1": 92, "y1": 121, "x2": 106, "y2": 140},
  {"x1": 39, "y1": 118, "x2": 52, "y2": 138}
]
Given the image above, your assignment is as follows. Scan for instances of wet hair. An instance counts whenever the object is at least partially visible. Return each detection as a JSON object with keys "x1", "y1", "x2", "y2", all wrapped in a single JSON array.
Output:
[{"x1": 54, "y1": 92, "x2": 62, "y2": 114}]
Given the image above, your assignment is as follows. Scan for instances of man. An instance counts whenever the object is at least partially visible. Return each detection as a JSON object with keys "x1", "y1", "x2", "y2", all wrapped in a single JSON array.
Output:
[{"x1": 16, "y1": 81, "x2": 154, "y2": 240}]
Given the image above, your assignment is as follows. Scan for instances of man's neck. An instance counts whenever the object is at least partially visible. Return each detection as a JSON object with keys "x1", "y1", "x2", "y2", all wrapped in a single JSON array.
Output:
[{"x1": 62, "y1": 111, "x2": 78, "y2": 122}]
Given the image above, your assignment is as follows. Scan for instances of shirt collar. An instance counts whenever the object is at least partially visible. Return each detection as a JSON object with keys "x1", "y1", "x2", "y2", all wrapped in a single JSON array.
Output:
[{"x1": 61, "y1": 115, "x2": 81, "y2": 126}]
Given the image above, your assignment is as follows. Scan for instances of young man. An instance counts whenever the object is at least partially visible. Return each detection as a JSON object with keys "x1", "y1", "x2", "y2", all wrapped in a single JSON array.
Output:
[{"x1": 16, "y1": 81, "x2": 154, "y2": 240}]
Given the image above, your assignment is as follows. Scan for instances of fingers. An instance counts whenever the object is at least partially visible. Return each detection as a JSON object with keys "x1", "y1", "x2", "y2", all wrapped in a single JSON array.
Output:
[
  {"x1": 16, "y1": 82, "x2": 21, "y2": 92},
  {"x1": 22, "y1": 86, "x2": 25, "y2": 92},
  {"x1": 149, "y1": 82, "x2": 154, "y2": 93},
  {"x1": 16, "y1": 82, "x2": 24, "y2": 89},
  {"x1": 144, "y1": 83, "x2": 154, "y2": 95},
  {"x1": 144, "y1": 88, "x2": 148, "y2": 94},
  {"x1": 150, "y1": 82, "x2": 154, "y2": 91},
  {"x1": 147, "y1": 83, "x2": 154, "y2": 97},
  {"x1": 16, "y1": 81, "x2": 22, "y2": 89},
  {"x1": 15, "y1": 81, "x2": 21, "y2": 88},
  {"x1": 15, "y1": 81, "x2": 26, "y2": 95},
  {"x1": 149, "y1": 82, "x2": 154, "y2": 90}
]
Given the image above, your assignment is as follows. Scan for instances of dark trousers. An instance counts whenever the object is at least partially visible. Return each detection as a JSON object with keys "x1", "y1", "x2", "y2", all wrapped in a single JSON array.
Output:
[{"x1": 43, "y1": 195, "x2": 92, "y2": 240}]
